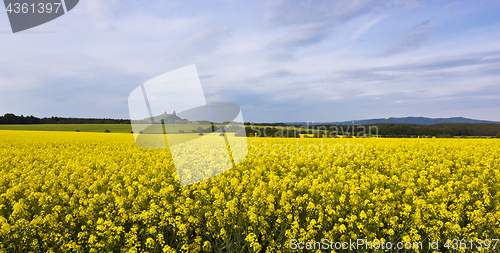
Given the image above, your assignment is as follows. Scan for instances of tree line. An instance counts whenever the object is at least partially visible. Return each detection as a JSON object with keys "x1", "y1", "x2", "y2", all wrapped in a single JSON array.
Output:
[
  {"x1": 237, "y1": 123, "x2": 500, "y2": 138},
  {"x1": 365, "y1": 123, "x2": 500, "y2": 137},
  {"x1": 0, "y1": 113, "x2": 130, "y2": 124}
]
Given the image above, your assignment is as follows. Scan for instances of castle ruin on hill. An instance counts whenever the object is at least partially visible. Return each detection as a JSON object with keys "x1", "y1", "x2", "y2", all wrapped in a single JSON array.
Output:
[{"x1": 162, "y1": 111, "x2": 176, "y2": 117}]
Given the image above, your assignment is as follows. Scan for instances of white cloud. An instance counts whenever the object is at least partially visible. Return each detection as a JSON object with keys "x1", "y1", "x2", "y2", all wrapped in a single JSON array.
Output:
[
  {"x1": 352, "y1": 15, "x2": 387, "y2": 40},
  {"x1": 72, "y1": 0, "x2": 120, "y2": 30}
]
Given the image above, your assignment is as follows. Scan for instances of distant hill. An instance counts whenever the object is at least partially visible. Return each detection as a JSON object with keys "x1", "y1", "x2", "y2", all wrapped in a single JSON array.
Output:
[{"x1": 288, "y1": 117, "x2": 500, "y2": 125}]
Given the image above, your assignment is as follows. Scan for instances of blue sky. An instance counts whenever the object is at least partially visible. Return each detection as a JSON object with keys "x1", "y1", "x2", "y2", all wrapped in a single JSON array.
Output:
[{"x1": 1, "y1": 0, "x2": 499, "y2": 122}]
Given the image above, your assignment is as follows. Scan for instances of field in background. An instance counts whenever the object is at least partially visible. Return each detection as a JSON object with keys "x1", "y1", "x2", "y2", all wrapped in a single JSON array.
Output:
[
  {"x1": 0, "y1": 124, "x2": 133, "y2": 133},
  {"x1": 0, "y1": 124, "x2": 227, "y2": 134}
]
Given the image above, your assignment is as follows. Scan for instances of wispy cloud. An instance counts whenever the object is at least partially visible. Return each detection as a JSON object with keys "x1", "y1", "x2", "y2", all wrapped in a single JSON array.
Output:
[
  {"x1": 381, "y1": 26, "x2": 434, "y2": 56},
  {"x1": 175, "y1": 27, "x2": 231, "y2": 56},
  {"x1": 415, "y1": 19, "x2": 430, "y2": 27},
  {"x1": 260, "y1": 0, "x2": 383, "y2": 28},
  {"x1": 272, "y1": 23, "x2": 331, "y2": 48},
  {"x1": 404, "y1": 0, "x2": 422, "y2": 10},
  {"x1": 352, "y1": 15, "x2": 387, "y2": 40},
  {"x1": 247, "y1": 70, "x2": 293, "y2": 84},
  {"x1": 72, "y1": 0, "x2": 120, "y2": 30}
]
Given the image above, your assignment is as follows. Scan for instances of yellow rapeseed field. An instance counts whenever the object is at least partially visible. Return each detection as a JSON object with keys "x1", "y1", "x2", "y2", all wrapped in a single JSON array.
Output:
[{"x1": 0, "y1": 130, "x2": 499, "y2": 252}]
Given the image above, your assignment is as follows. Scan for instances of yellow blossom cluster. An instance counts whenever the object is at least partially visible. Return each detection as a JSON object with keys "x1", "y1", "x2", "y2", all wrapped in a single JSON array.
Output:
[{"x1": 0, "y1": 130, "x2": 499, "y2": 252}]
